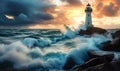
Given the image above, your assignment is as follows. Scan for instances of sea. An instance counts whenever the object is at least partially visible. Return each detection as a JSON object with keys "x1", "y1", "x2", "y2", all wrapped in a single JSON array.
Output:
[{"x1": 0, "y1": 28, "x2": 116, "y2": 71}]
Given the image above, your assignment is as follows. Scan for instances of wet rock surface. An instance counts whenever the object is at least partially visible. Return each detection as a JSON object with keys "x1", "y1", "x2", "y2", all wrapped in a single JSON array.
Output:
[
  {"x1": 88, "y1": 50, "x2": 114, "y2": 58},
  {"x1": 63, "y1": 57, "x2": 76, "y2": 70},
  {"x1": 75, "y1": 60, "x2": 120, "y2": 71},
  {"x1": 0, "y1": 61, "x2": 27, "y2": 71},
  {"x1": 79, "y1": 27, "x2": 107, "y2": 35},
  {"x1": 101, "y1": 37, "x2": 120, "y2": 52},
  {"x1": 112, "y1": 30, "x2": 120, "y2": 39},
  {"x1": 74, "y1": 29, "x2": 120, "y2": 71}
]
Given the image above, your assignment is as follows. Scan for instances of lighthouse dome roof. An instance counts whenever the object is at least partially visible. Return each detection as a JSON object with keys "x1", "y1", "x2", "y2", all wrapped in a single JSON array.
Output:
[
  {"x1": 87, "y1": 3, "x2": 91, "y2": 6},
  {"x1": 85, "y1": 5, "x2": 92, "y2": 12}
]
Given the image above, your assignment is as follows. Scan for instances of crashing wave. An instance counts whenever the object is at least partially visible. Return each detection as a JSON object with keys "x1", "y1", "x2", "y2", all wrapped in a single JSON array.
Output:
[
  {"x1": 22, "y1": 38, "x2": 52, "y2": 48},
  {"x1": 63, "y1": 25, "x2": 76, "y2": 38},
  {"x1": 0, "y1": 29, "x2": 113, "y2": 70}
]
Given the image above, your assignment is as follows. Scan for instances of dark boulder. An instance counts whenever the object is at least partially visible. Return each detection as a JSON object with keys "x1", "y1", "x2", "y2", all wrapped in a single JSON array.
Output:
[
  {"x1": 101, "y1": 37, "x2": 120, "y2": 52},
  {"x1": 112, "y1": 30, "x2": 120, "y2": 39},
  {"x1": 0, "y1": 61, "x2": 13, "y2": 71},
  {"x1": 0, "y1": 61, "x2": 27, "y2": 71},
  {"x1": 63, "y1": 57, "x2": 76, "y2": 70},
  {"x1": 88, "y1": 50, "x2": 114, "y2": 58},
  {"x1": 76, "y1": 60, "x2": 120, "y2": 71},
  {"x1": 74, "y1": 54, "x2": 114, "y2": 71},
  {"x1": 79, "y1": 27, "x2": 107, "y2": 35},
  {"x1": 101, "y1": 40, "x2": 111, "y2": 46}
]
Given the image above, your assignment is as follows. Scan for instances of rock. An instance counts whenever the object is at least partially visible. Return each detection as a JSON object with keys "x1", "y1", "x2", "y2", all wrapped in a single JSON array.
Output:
[
  {"x1": 101, "y1": 40, "x2": 111, "y2": 46},
  {"x1": 112, "y1": 30, "x2": 120, "y2": 39},
  {"x1": 63, "y1": 57, "x2": 76, "y2": 70},
  {"x1": 0, "y1": 61, "x2": 27, "y2": 71},
  {"x1": 79, "y1": 27, "x2": 107, "y2": 35},
  {"x1": 81, "y1": 60, "x2": 120, "y2": 71},
  {"x1": 74, "y1": 55, "x2": 114, "y2": 71},
  {"x1": 101, "y1": 37, "x2": 120, "y2": 52},
  {"x1": 88, "y1": 50, "x2": 114, "y2": 58},
  {"x1": 0, "y1": 61, "x2": 13, "y2": 70}
]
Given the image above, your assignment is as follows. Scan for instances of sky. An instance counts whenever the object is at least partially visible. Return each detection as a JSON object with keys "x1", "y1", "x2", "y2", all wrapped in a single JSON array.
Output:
[{"x1": 0, "y1": 0, "x2": 120, "y2": 29}]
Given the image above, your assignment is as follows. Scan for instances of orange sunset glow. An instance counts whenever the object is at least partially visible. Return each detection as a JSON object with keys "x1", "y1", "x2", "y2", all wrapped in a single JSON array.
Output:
[{"x1": 28, "y1": 0, "x2": 120, "y2": 29}]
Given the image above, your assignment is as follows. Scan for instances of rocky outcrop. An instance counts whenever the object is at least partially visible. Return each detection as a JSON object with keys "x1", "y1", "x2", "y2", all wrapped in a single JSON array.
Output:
[
  {"x1": 112, "y1": 30, "x2": 120, "y2": 39},
  {"x1": 74, "y1": 50, "x2": 114, "y2": 70},
  {"x1": 75, "y1": 60, "x2": 120, "y2": 71},
  {"x1": 79, "y1": 27, "x2": 107, "y2": 35},
  {"x1": 101, "y1": 37, "x2": 120, "y2": 52},
  {"x1": 88, "y1": 50, "x2": 114, "y2": 58},
  {"x1": 0, "y1": 61, "x2": 27, "y2": 71},
  {"x1": 74, "y1": 30, "x2": 120, "y2": 71},
  {"x1": 59, "y1": 29, "x2": 120, "y2": 71},
  {"x1": 99, "y1": 29, "x2": 120, "y2": 52},
  {"x1": 63, "y1": 57, "x2": 76, "y2": 70}
]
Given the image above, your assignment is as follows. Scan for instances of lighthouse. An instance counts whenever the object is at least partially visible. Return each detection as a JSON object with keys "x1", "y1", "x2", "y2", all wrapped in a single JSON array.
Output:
[{"x1": 85, "y1": 3, "x2": 93, "y2": 28}]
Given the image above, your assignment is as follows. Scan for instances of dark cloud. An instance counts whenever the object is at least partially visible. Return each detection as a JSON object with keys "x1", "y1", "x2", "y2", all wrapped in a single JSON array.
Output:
[
  {"x1": 61, "y1": 0, "x2": 82, "y2": 6},
  {"x1": 94, "y1": 0, "x2": 120, "y2": 18},
  {"x1": 101, "y1": 2, "x2": 119, "y2": 17},
  {"x1": 115, "y1": 0, "x2": 120, "y2": 6},
  {"x1": 0, "y1": 13, "x2": 33, "y2": 27},
  {"x1": 0, "y1": 0, "x2": 54, "y2": 27}
]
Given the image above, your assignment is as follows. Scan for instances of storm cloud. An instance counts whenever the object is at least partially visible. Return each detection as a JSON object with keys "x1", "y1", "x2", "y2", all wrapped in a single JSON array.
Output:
[
  {"x1": 94, "y1": 0, "x2": 120, "y2": 18},
  {"x1": 102, "y1": 3, "x2": 119, "y2": 17},
  {"x1": 61, "y1": 0, "x2": 82, "y2": 6},
  {"x1": 0, "y1": 0, "x2": 54, "y2": 27},
  {"x1": 115, "y1": 0, "x2": 120, "y2": 6},
  {"x1": 0, "y1": 0, "x2": 120, "y2": 28}
]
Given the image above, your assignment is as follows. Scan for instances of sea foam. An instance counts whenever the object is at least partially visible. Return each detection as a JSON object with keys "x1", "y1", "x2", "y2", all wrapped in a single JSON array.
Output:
[{"x1": 0, "y1": 28, "x2": 112, "y2": 70}]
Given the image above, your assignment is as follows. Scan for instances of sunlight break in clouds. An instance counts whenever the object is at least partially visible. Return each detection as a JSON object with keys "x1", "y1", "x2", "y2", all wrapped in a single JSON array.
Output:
[
  {"x1": 5, "y1": 15, "x2": 15, "y2": 20},
  {"x1": 53, "y1": 0, "x2": 64, "y2": 5}
]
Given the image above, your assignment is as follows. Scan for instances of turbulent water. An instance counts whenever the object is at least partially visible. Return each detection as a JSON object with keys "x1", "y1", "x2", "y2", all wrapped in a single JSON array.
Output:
[{"x1": 0, "y1": 28, "x2": 112, "y2": 71}]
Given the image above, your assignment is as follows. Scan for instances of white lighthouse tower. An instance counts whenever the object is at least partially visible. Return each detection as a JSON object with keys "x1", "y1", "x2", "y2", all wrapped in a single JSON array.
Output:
[{"x1": 85, "y1": 3, "x2": 93, "y2": 28}]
